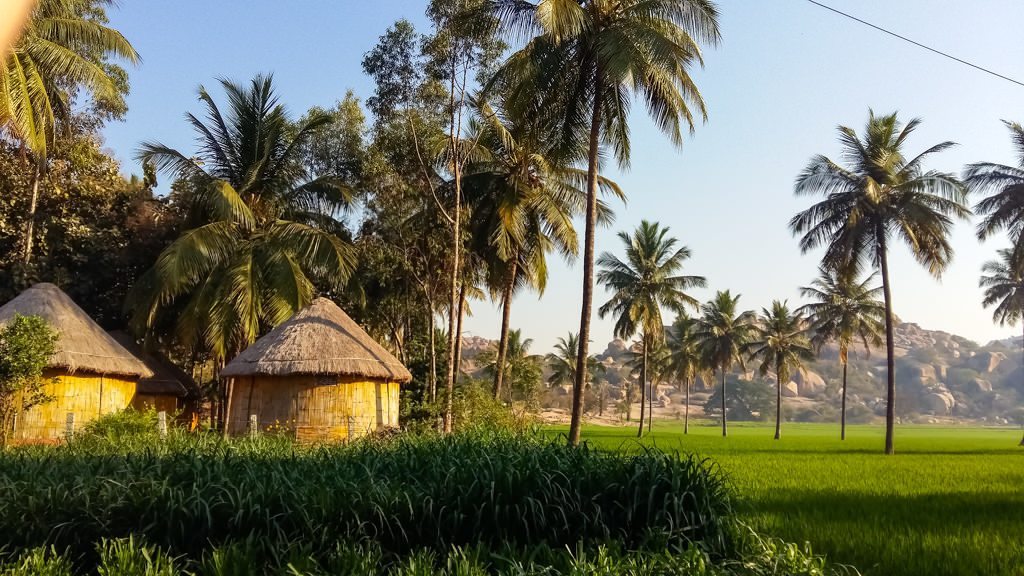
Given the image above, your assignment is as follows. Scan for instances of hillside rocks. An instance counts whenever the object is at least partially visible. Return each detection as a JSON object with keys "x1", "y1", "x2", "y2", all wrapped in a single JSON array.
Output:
[
  {"x1": 790, "y1": 368, "x2": 826, "y2": 396},
  {"x1": 923, "y1": 390, "x2": 956, "y2": 415},
  {"x1": 967, "y1": 351, "x2": 1005, "y2": 374}
]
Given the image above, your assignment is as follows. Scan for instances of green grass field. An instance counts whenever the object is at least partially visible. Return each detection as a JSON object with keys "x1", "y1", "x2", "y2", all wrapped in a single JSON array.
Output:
[{"x1": 553, "y1": 421, "x2": 1024, "y2": 576}]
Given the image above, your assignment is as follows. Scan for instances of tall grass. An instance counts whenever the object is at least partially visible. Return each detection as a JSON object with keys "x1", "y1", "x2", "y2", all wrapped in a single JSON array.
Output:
[{"x1": 0, "y1": 429, "x2": 734, "y2": 567}]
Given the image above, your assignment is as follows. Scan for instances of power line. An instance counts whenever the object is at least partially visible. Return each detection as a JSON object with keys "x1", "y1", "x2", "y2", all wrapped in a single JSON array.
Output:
[{"x1": 803, "y1": 0, "x2": 1024, "y2": 88}]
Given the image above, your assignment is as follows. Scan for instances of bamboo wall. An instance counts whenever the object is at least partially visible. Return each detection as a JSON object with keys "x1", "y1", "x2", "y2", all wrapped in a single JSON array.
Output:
[
  {"x1": 226, "y1": 375, "x2": 401, "y2": 442},
  {"x1": 12, "y1": 370, "x2": 137, "y2": 442}
]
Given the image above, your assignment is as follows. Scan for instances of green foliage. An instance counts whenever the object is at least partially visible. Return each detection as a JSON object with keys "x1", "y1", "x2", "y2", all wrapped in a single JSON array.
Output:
[
  {"x1": 130, "y1": 75, "x2": 356, "y2": 361},
  {"x1": 703, "y1": 378, "x2": 774, "y2": 422},
  {"x1": 97, "y1": 536, "x2": 179, "y2": 576},
  {"x1": 0, "y1": 0, "x2": 139, "y2": 155},
  {"x1": 0, "y1": 124, "x2": 179, "y2": 324},
  {"x1": 0, "y1": 314, "x2": 58, "y2": 447},
  {"x1": 450, "y1": 380, "x2": 530, "y2": 432},
  {"x1": 0, "y1": 547, "x2": 73, "y2": 576},
  {"x1": 78, "y1": 408, "x2": 162, "y2": 443}
]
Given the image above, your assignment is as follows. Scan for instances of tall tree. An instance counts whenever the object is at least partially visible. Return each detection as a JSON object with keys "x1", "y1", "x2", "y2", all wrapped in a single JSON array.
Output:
[
  {"x1": 128, "y1": 75, "x2": 355, "y2": 363},
  {"x1": 694, "y1": 290, "x2": 756, "y2": 437},
  {"x1": 597, "y1": 220, "x2": 705, "y2": 437},
  {"x1": 746, "y1": 300, "x2": 813, "y2": 440},
  {"x1": 667, "y1": 312, "x2": 704, "y2": 434},
  {"x1": 492, "y1": 0, "x2": 721, "y2": 446},
  {"x1": 966, "y1": 121, "x2": 1024, "y2": 248},
  {"x1": 789, "y1": 111, "x2": 968, "y2": 454},
  {"x1": 798, "y1": 266, "x2": 884, "y2": 440},
  {"x1": 978, "y1": 247, "x2": 1024, "y2": 447},
  {"x1": 424, "y1": 0, "x2": 504, "y2": 433},
  {"x1": 463, "y1": 99, "x2": 620, "y2": 400},
  {"x1": 1, "y1": 0, "x2": 139, "y2": 264}
]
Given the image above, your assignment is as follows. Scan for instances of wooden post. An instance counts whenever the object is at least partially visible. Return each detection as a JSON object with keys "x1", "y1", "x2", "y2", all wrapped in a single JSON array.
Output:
[
  {"x1": 248, "y1": 414, "x2": 258, "y2": 438},
  {"x1": 64, "y1": 412, "x2": 75, "y2": 440},
  {"x1": 221, "y1": 377, "x2": 234, "y2": 439},
  {"x1": 347, "y1": 415, "x2": 355, "y2": 441},
  {"x1": 157, "y1": 411, "x2": 168, "y2": 439}
]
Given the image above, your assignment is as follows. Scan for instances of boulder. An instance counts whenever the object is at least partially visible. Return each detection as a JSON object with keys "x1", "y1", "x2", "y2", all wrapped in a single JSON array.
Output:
[
  {"x1": 781, "y1": 381, "x2": 800, "y2": 398},
  {"x1": 933, "y1": 364, "x2": 948, "y2": 381},
  {"x1": 903, "y1": 361, "x2": 936, "y2": 382},
  {"x1": 968, "y1": 351, "x2": 1005, "y2": 373},
  {"x1": 792, "y1": 368, "x2": 826, "y2": 396},
  {"x1": 922, "y1": 391, "x2": 955, "y2": 415},
  {"x1": 967, "y1": 378, "x2": 993, "y2": 394}
]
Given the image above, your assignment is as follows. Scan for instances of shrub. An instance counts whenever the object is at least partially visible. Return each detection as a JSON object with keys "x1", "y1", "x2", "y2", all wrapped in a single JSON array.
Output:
[{"x1": 0, "y1": 314, "x2": 59, "y2": 448}]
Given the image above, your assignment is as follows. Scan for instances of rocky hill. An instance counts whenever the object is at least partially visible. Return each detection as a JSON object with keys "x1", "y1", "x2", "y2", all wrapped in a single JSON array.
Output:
[{"x1": 462, "y1": 321, "x2": 1024, "y2": 425}]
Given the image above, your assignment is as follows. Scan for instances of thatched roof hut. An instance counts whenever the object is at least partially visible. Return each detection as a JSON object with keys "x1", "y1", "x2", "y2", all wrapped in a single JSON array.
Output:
[
  {"x1": 109, "y1": 331, "x2": 200, "y2": 414},
  {"x1": 222, "y1": 298, "x2": 411, "y2": 441},
  {"x1": 0, "y1": 283, "x2": 151, "y2": 442},
  {"x1": 222, "y1": 298, "x2": 411, "y2": 382},
  {"x1": 0, "y1": 283, "x2": 151, "y2": 378}
]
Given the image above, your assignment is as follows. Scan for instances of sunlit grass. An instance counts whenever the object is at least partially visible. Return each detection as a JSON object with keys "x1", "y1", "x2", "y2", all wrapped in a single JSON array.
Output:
[{"x1": 551, "y1": 421, "x2": 1024, "y2": 576}]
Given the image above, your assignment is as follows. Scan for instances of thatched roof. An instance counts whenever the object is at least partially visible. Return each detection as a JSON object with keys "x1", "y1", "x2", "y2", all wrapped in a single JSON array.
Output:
[
  {"x1": 0, "y1": 283, "x2": 153, "y2": 378},
  {"x1": 109, "y1": 331, "x2": 199, "y2": 397},
  {"x1": 221, "y1": 298, "x2": 412, "y2": 382}
]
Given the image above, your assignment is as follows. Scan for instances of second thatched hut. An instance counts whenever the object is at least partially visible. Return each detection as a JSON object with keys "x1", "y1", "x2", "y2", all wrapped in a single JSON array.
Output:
[{"x1": 221, "y1": 297, "x2": 411, "y2": 441}]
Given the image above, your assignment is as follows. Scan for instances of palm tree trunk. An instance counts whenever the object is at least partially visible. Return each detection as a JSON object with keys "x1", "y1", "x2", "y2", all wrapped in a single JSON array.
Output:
[
  {"x1": 625, "y1": 383, "x2": 632, "y2": 421},
  {"x1": 493, "y1": 260, "x2": 517, "y2": 400},
  {"x1": 454, "y1": 284, "x2": 467, "y2": 381},
  {"x1": 774, "y1": 370, "x2": 782, "y2": 440},
  {"x1": 684, "y1": 377, "x2": 690, "y2": 434},
  {"x1": 1019, "y1": 323, "x2": 1023, "y2": 447},
  {"x1": 568, "y1": 74, "x2": 604, "y2": 447},
  {"x1": 443, "y1": 187, "x2": 461, "y2": 433},
  {"x1": 22, "y1": 162, "x2": 41, "y2": 264},
  {"x1": 638, "y1": 338, "x2": 647, "y2": 438},
  {"x1": 428, "y1": 308, "x2": 437, "y2": 403},
  {"x1": 721, "y1": 368, "x2": 728, "y2": 437},
  {"x1": 879, "y1": 231, "x2": 897, "y2": 455},
  {"x1": 841, "y1": 360, "x2": 848, "y2": 441}
]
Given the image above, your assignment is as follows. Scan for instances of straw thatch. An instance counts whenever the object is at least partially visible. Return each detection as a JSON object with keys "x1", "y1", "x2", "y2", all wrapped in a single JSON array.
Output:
[
  {"x1": 0, "y1": 283, "x2": 152, "y2": 378},
  {"x1": 109, "y1": 331, "x2": 198, "y2": 397},
  {"x1": 221, "y1": 298, "x2": 412, "y2": 382}
]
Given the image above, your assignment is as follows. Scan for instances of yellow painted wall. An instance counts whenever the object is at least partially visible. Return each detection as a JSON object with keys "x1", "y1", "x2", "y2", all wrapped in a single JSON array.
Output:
[
  {"x1": 12, "y1": 370, "x2": 137, "y2": 442},
  {"x1": 226, "y1": 375, "x2": 401, "y2": 442}
]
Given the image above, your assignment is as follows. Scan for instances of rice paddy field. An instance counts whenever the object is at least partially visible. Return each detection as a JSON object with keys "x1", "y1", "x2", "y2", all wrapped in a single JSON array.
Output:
[{"x1": 558, "y1": 421, "x2": 1024, "y2": 576}]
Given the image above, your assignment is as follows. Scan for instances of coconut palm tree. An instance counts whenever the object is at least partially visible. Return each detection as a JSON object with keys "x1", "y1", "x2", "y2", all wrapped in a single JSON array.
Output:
[
  {"x1": 546, "y1": 331, "x2": 601, "y2": 389},
  {"x1": 598, "y1": 220, "x2": 705, "y2": 437},
  {"x1": 128, "y1": 75, "x2": 355, "y2": 363},
  {"x1": 1, "y1": 0, "x2": 139, "y2": 263},
  {"x1": 979, "y1": 248, "x2": 1024, "y2": 447},
  {"x1": 491, "y1": 0, "x2": 721, "y2": 446},
  {"x1": 667, "y1": 312, "x2": 704, "y2": 434},
  {"x1": 481, "y1": 329, "x2": 538, "y2": 405},
  {"x1": 463, "y1": 100, "x2": 622, "y2": 401},
  {"x1": 625, "y1": 339, "x2": 671, "y2": 433},
  {"x1": 798, "y1": 266, "x2": 884, "y2": 440},
  {"x1": 965, "y1": 121, "x2": 1024, "y2": 246},
  {"x1": 789, "y1": 111, "x2": 969, "y2": 454},
  {"x1": 746, "y1": 300, "x2": 813, "y2": 440},
  {"x1": 694, "y1": 290, "x2": 756, "y2": 437}
]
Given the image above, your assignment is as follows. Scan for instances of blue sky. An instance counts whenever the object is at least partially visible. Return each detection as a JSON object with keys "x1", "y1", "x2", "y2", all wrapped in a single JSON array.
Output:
[{"x1": 100, "y1": 0, "x2": 1024, "y2": 351}]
